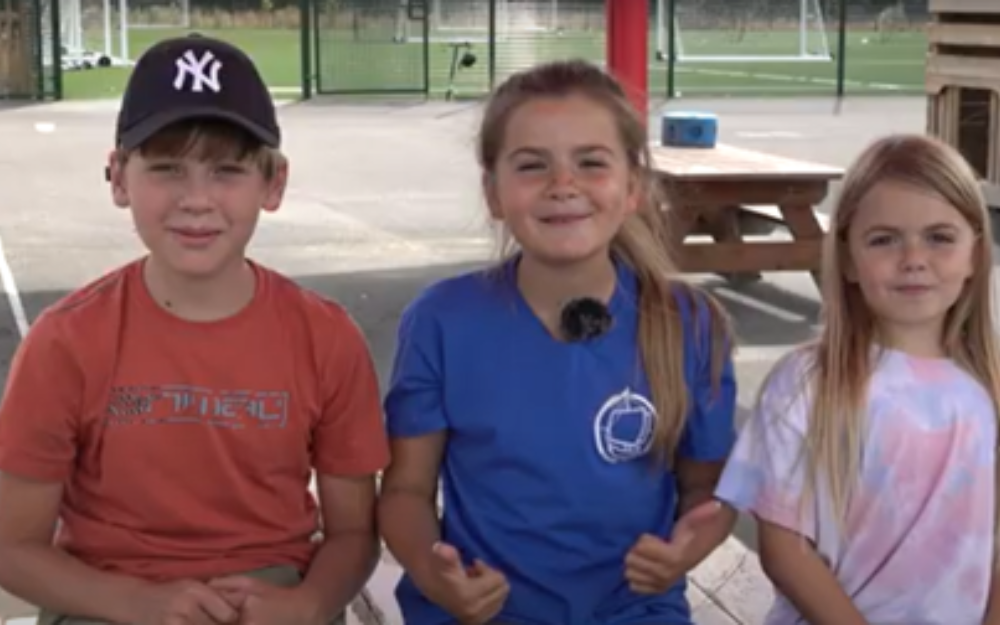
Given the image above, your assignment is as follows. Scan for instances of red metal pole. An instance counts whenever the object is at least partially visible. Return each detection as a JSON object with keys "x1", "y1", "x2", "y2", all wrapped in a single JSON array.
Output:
[{"x1": 606, "y1": 0, "x2": 649, "y2": 120}]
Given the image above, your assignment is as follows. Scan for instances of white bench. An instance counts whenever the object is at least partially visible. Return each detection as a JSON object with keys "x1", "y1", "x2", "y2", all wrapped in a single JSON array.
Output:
[{"x1": 0, "y1": 590, "x2": 34, "y2": 625}]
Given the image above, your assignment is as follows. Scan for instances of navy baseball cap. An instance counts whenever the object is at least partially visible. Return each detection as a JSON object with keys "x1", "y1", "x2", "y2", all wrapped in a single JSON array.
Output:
[{"x1": 115, "y1": 34, "x2": 281, "y2": 150}]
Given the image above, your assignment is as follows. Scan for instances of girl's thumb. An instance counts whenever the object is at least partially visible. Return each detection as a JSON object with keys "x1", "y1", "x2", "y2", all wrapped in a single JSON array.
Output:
[
  {"x1": 431, "y1": 541, "x2": 464, "y2": 573},
  {"x1": 675, "y1": 500, "x2": 723, "y2": 537}
]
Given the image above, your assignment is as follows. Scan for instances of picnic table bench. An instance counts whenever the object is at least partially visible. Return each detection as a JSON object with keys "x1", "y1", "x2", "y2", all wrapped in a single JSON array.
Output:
[{"x1": 650, "y1": 143, "x2": 845, "y2": 287}]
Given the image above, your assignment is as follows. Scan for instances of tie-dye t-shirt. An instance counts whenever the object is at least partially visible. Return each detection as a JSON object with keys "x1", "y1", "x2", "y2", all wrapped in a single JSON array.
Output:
[{"x1": 716, "y1": 346, "x2": 996, "y2": 625}]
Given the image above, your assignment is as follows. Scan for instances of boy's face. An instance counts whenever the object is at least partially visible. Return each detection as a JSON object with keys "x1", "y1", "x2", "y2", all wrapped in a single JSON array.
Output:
[{"x1": 107, "y1": 127, "x2": 287, "y2": 279}]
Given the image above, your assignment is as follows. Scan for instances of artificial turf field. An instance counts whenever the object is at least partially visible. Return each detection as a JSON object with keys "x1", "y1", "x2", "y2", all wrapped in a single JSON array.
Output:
[{"x1": 64, "y1": 25, "x2": 926, "y2": 100}]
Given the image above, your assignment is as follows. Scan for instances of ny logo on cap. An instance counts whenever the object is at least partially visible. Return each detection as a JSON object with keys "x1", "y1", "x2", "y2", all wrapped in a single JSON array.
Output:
[{"x1": 173, "y1": 49, "x2": 222, "y2": 93}]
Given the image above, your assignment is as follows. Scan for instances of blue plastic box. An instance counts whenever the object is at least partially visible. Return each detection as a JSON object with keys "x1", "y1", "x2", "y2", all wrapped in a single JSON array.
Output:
[{"x1": 661, "y1": 111, "x2": 718, "y2": 148}]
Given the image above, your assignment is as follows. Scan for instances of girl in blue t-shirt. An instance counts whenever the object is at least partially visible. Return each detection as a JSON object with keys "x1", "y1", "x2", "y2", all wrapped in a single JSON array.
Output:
[{"x1": 377, "y1": 59, "x2": 738, "y2": 625}]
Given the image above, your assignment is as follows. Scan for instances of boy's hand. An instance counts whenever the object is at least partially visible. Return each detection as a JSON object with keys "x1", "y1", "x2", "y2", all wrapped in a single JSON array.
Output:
[
  {"x1": 418, "y1": 541, "x2": 509, "y2": 625},
  {"x1": 208, "y1": 576, "x2": 324, "y2": 625},
  {"x1": 132, "y1": 579, "x2": 240, "y2": 625},
  {"x1": 624, "y1": 500, "x2": 723, "y2": 595}
]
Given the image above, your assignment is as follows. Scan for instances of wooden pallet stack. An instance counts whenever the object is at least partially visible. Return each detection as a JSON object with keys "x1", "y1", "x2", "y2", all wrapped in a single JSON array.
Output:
[
  {"x1": 926, "y1": 0, "x2": 1000, "y2": 205},
  {"x1": 0, "y1": 0, "x2": 33, "y2": 99}
]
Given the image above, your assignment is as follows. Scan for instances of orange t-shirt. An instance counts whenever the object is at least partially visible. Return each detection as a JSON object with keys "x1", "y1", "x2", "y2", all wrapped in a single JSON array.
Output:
[{"x1": 0, "y1": 259, "x2": 390, "y2": 582}]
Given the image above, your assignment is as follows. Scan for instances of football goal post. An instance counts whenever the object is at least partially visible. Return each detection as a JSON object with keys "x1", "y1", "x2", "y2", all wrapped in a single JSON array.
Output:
[
  {"x1": 655, "y1": 0, "x2": 832, "y2": 63},
  {"x1": 59, "y1": 0, "x2": 191, "y2": 70}
]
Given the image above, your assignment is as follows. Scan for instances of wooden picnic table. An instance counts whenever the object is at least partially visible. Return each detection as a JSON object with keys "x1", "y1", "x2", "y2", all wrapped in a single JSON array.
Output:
[{"x1": 650, "y1": 143, "x2": 845, "y2": 287}]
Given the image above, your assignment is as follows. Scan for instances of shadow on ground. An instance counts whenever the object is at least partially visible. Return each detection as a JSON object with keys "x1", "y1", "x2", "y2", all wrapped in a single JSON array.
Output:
[{"x1": 14, "y1": 262, "x2": 821, "y2": 383}]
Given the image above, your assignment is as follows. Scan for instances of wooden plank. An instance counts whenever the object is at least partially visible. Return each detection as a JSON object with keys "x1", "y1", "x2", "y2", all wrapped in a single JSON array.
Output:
[
  {"x1": 674, "y1": 241, "x2": 821, "y2": 273},
  {"x1": 926, "y1": 55, "x2": 1000, "y2": 87},
  {"x1": 944, "y1": 88, "x2": 961, "y2": 144},
  {"x1": 662, "y1": 202, "x2": 700, "y2": 242},
  {"x1": 992, "y1": 92, "x2": 1000, "y2": 184},
  {"x1": 0, "y1": 2, "x2": 33, "y2": 98},
  {"x1": 927, "y1": 93, "x2": 945, "y2": 140},
  {"x1": 984, "y1": 180, "x2": 1000, "y2": 208},
  {"x1": 926, "y1": 72, "x2": 1000, "y2": 94},
  {"x1": 926, "y1": 94, "x2": 937, "y2": 137},
  {"x1": 929, "y1": 0, "x2": 1000, "y2": 13},
  {"x1": 696, "y1": 206, "x2": 757, "y2": 282},
  {"x1": 674, "y1": 204, "x2": 830, "y2": 237},
  {"x1": 663, "y1": 178, "x2": 831, "y2": 206},
  {"x1": 779, "y1": 204, "x2": 825, "y2": 285},
  {"x1": 779, "y1": 204, "x2": 825, "y2": 239},
  {"x1": 650, "y1": 143, "x2": 843, "y2": 182},
  {"x1": 927, "y1": 23, "x2": 1000, "y2": 47},
  {"x1": 927, "y1": 84, "x2": 1000, "y2": 184}
]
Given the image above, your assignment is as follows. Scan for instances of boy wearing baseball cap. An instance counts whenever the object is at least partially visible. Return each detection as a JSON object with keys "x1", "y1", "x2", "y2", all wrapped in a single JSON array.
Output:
[{"x1": 0, "y1": 35, "x2": 389, "y2": 625}]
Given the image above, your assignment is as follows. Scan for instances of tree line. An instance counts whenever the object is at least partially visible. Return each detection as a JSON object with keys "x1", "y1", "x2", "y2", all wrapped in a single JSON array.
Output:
[{"x1": 186, "y1": 0, "x2": 928, "y2": 24}]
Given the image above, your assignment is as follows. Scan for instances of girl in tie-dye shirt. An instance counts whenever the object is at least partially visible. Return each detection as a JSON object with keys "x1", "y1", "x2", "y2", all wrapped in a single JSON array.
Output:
[{"x1": 716, "y1": 134, "x2": 1000, "y2": 625}]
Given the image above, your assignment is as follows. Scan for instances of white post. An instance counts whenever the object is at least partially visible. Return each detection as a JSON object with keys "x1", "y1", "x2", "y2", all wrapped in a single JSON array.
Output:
[
  {"x1": 69, "y1": 0, "x2": 81, "y2": 50},
  {"x1": 118, "y1": 0, "x2": 128, "y2": 61},
  {"x1": 656, "y1": 0, "x2": 664, "y2": 55},
  {"x1": 103, "y1": 0, "x2": 112, "y2": 55},
  {"x1": 799, "y1": 0, "x2": 807, "y2": 56}
]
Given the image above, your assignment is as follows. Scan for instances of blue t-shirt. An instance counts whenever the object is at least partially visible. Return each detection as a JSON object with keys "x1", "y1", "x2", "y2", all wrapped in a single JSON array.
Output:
[{"x1": 384, "y1": 257, "x2": 736, "y2": 625}]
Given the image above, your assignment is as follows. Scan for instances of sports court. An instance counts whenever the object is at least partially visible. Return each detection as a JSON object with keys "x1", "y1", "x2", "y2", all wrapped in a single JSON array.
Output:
[
  {"x1": 0, "y1": 93, "x2": 930, "y2": 623},
  {"x1": 47, "y1": 0, "x2": 927, "y2": 100}
]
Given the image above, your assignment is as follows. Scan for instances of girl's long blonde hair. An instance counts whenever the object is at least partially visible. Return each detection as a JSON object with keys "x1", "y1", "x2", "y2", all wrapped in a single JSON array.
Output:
[
  {"x1": 476, "y1": 59, "x2": 735, "y2": 467},
  {"x1": 801, "y1": 133, "x2": 1000, "y2": 533}
]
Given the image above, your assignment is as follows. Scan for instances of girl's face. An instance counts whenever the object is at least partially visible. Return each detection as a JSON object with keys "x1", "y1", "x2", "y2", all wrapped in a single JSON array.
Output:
[
  {"x1": 485, "y1": 93, "x2": 639, "y2": 265},
  {"x1": 845, "y1": 180, "x2": 977, "y2": 350}
]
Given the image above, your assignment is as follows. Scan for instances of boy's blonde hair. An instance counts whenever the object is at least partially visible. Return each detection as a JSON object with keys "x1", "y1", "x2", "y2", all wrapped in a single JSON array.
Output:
[
  {"x1": 792, "y1": 134, "x2": 1000, "y2": 537},
  {"x1": 476, "y1": 59, "x2": 735, "y2": 467},
  {"x1": 118, "y1": 119, "x2": 284, "y2": 180}
]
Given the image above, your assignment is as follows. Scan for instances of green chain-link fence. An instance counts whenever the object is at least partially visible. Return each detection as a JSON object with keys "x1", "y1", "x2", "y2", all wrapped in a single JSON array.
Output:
[
  {"x1": 3, "y1": 0, "x2": 929, "y2": 101},
  {"x1": 0, "y1": 0, "x2": 61, "y2": 100},
  {"x1": 658, "y1": 0, "x2": 926, "y2": 98},
  {"x1": 309, "y1": 0, "x2": 927, "y2": 100},
  {"x1": 312, "y1": 0, "x2": 604, "y2": 98}
]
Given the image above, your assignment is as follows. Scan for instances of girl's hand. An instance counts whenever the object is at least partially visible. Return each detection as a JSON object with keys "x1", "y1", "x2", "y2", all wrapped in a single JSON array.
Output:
[
  {"x1": 419, "y1": 541, "x2": 510, "y2": 625},
  {"x1": 624, "y1": 500, "x2": 723, "y2": 594}
]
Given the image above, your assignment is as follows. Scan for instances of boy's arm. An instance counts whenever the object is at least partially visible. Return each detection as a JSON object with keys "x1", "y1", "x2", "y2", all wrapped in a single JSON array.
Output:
[
  {"x1": 0, "y1": 316, "x2": 232, "y2": 624},
  {"x1": 758, "y1": 522, "x2": 868, "y2": 625},
  {"x1": 297, "y1": 309, "x2": 389, "y2": 619},
  {"x1": 0, "y1": 473, "x2": 236, "y2": 624},
  {"x1": 295, "y1": 473, "x2": 381, "y2": 619},
  {"x1": 0, "y1": 472, "x2": 147, "y2": 623}
]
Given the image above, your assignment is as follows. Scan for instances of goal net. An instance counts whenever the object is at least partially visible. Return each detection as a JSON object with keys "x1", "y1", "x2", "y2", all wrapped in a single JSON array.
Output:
[
  {"x1": 127, "y1": 0, "x2": 191, "y2": 30},
  {"x1": 58, "y1": 0, "x2": 130, "y2": 69},
  {"x1": 656, "y1": 0, "x2": 832, "y2": 63},
  {"x1": 57, "y1": 0, "x2": 189, "y2": 70},
  {"x1": 396, "y1": 0, "x2": 558, "y2": 43}
]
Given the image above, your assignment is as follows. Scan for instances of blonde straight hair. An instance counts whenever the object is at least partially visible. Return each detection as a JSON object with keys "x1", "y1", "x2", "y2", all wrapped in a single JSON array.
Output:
[{"x1": 795, "y1": 134, "x2": 1000, "y2": 542}]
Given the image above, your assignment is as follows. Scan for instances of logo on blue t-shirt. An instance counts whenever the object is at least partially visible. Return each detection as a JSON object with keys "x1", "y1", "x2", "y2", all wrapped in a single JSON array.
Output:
[{"x1": 593, "y1": 388, "x2": 656, "y2": 463}]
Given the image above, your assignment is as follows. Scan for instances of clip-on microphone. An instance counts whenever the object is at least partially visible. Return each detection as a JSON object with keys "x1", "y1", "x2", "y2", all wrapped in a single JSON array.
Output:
[{"x1": 560, "y1": 297, "x2": 613, "y2": 342}]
